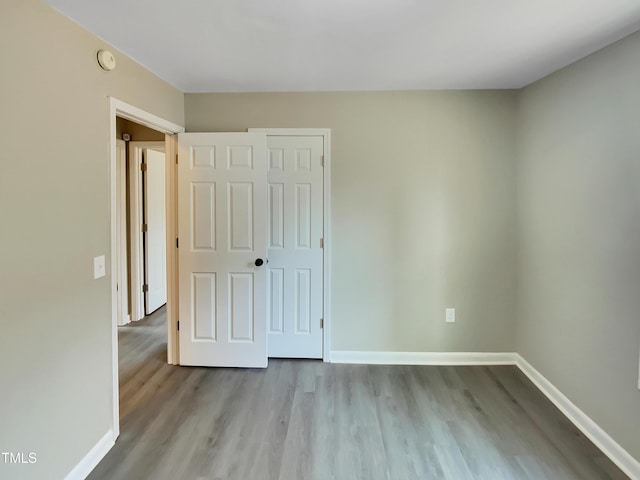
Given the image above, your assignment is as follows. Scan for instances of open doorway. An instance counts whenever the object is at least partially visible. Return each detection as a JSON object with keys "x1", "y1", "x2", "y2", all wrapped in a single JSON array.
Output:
[
  {"x1": 115, "y1": 117, "x2": 167, "y2": 325},
  {"x1": 113, "y1": 119, "x2": 169, "y2": 431},
  {"x1": 109, "y1": 98, "x2": 184, "y2": 439}
]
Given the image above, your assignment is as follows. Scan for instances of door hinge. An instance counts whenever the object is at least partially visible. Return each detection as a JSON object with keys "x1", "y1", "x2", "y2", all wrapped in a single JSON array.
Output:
[
  {"x1": 142, "y1": 223, "x2": 148, "y2": 232},
  {"x1": 141, "y1": 162, "x2": 147, "y2": 172},
  {"x1": 175, "y1": 153, "x2": 178, "y2": 165},
  {"x1": 176, "y1": 238, "x2": 179, "y2": 248},
  {"x1": 142, "y1": 284, "x2": 149, "y2": 293},
  {"x1": 177, "y1": 320, "x2": 180, "y2": 331},
  {"x1": 320, "y1": 318, "x2": 324, "y2": 329},
  {"x1": 320, "y1": 238, "x2": 324, "y2": 249},
  {"x1": 321, "y1": 155, "x2": 324, "y2": 167}
]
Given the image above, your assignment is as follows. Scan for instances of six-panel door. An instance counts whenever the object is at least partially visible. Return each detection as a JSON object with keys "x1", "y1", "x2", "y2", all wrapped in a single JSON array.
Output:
[
  {"x1": 267, "y1": 136, "x2": 324, "y2": 358},
  {"x1": 178, "y1": 133, "x2": 268, "y2": 367}
]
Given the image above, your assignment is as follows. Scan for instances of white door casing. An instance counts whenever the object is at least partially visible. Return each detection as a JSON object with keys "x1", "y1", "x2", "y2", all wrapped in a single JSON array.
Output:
[
  {"x1": 115, "y1": 139, "x2": 130, "y2": 326},
  {"x1": 266, "y1": 136, "x2": 324, "y2": 358},
  {"x1": 178, "y1": 132, "x2": 268, "y2": 368},
  {"x1": 165, "y1": 133, "x2": 180, "y2": 365},
  {"x1": 144, "y1": 148, "x2": 168, "y2": 314}
]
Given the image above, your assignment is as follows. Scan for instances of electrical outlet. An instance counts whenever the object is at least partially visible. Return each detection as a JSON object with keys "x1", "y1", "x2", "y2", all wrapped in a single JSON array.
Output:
[{"x1": 445, "y1": 308, "x2": 455, "y2": 323}]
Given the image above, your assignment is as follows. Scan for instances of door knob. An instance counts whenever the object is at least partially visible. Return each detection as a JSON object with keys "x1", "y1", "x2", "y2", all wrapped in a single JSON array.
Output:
[{"x1": 254, "y1": 258, "x2": 264, "y2": 267}]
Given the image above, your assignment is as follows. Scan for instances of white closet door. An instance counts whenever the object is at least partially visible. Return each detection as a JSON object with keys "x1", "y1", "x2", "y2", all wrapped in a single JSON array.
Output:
[{"x1": 266, "y1": 136, "x2": 324, "y2": 358}]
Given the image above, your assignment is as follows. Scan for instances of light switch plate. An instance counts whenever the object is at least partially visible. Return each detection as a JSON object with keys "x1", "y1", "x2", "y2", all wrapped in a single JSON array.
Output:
[
  {"x1": 445, "y1": 308, "x2": 456, "y2": 323},
  {"x1": 94, "y1": 255, "x2": 105, "y2": 279}
]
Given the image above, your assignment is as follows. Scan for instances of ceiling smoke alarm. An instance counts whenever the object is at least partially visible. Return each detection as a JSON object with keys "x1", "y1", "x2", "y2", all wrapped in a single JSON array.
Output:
[{"x1": 97, "y1": 49, "x2": 116, "y2": 71}]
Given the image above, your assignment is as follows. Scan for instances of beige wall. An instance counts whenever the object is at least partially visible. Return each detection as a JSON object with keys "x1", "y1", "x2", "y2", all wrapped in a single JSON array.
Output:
[
  {"x1": 5, "y1": 0, "x2": 637, "y2": 475},
  {"x1": 517, "y1": 30, "x2": 640, "y2": 461},
  {"x1": 0, "y1": 2, "x2": 183, "y2": 479},
  {"x1": 186, "y1": 91, "x2": 518, "y2": 353}
]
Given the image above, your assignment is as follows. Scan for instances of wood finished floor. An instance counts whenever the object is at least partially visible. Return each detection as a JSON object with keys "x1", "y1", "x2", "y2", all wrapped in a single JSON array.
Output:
[{"x1": 89, "y1": 307, "x2": 628, "y2": 480}]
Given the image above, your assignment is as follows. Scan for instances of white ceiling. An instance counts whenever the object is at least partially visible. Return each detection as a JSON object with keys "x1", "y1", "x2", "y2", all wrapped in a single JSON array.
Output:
[{"x1": 46, "y1": 0, "x2": 640, "y2": 92}]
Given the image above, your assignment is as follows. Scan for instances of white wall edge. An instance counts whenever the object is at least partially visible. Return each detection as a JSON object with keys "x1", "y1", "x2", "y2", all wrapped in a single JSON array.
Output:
[
  {"x1": 330, "y1": 351, "x2": 518, "y2": 365},
  {"x1": 64, "y1": 430, "x2": 115, "y2": 480},
  {"x1": 516, "y1": 354, "x2": 640, "y2": 480}
]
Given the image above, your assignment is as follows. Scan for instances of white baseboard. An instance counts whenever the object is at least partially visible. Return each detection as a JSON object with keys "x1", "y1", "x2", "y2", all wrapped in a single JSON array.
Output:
[
  {"x1": 330, "y1": 351, "x2": 518, "y2": 365},
  {"x1": 117, "y1": 314, "x2": 131, "y2": 327},
  {"x1": 330, "y1": 350, "x2": 639, "y2": 478},
  {"x1": 61, "y1": 355, "x2": 638, "y2": 480},
  {"x1": 65, "y1": 430, "x2": 115, "y2": 480},
  {"x1": 516, "y1": 355, "x2": 640, "y2": 480}
]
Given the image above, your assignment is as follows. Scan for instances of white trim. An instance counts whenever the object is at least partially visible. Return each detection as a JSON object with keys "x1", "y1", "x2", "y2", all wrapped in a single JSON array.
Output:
[
  {"x1": 249, "y1": 128, "x2": 332, "y2": 362},
  {"x1": 165, "y1": 134, "x2": 180, "y2": 365},
  {"x1": 128, "y1": 142, "x2": 142, "y2": 322},
  {"x1": 115, "y1": 139, "x2": 129, "y2": 327},
  {"x1": 331, "y1": 350, "x2": 640, "y2": 478},
  {"x1": 109, "y1": 102, "x2": 119, "y2": 439},
  {"x1": 111, "y1": 98, "x2": 183, "y2": 135},
  {"x1": 250, "y1": 128, "x2": 330, "y2": 137},
  {"x1": 128, "y1": 141, "x2": 165, "y2": 322},
  {"x1": 330, "y1": 351, "x2": 518, "y2": 365},
  {"x1": 64, "y1": 430, "x2": 115, "y2": 480},
  {"x1": 516, "y1": 355, "x2": 640, "y2": 480},
  {"x1": 109, "y1": 97, "x2": 184, "y2": 440}
]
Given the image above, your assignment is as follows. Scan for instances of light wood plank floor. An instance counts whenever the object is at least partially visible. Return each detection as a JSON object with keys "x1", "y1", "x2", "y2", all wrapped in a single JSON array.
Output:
[{"x1": 89, "y1": 307, "x2": 629, "y2": 480}]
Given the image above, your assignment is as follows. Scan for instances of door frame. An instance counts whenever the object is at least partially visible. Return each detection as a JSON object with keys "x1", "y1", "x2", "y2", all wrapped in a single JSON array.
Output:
[
  {"x1": 109, "y1": 97, "x2": 184, "y2": 438},
  {"x1": 249, "y1": 128, "x2": 332, "y2": 361},
  {"x1": 115, "y1": 139, "x2": 130, "y2": 326},
  {"x1": 128, "y1": 141, "x2": 166, "y2": 321}
]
